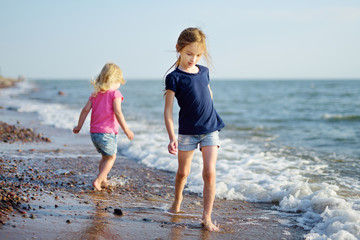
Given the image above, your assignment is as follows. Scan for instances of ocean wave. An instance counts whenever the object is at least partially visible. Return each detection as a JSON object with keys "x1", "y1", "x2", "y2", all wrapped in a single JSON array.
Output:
[
  {"x1": 322, "y1": 114, "x2": 360, "y2": 121},
  {"x1": 0, "y1": 79, "x2": 35, "y2": 98},
  {"x1": 17, "y1": 101, "x2": 87, "y2": 132},
  {"x1": 118, "y1": 132, "x2": 360, "y2": 239}
]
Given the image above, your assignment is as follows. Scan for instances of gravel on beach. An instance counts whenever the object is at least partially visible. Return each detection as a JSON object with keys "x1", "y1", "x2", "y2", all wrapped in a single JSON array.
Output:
[{"x1": 0, "y1": 121, "x2": 51, "y2": 144}]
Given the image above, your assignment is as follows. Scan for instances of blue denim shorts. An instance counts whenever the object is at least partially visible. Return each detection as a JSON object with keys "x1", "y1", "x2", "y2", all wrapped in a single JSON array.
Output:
[
  {"x1": 178, "y1": 131, "x2": 220, "y2": 151},
  {"x1": 90, "y1": 133, "x2": 117, "y2": 156}
]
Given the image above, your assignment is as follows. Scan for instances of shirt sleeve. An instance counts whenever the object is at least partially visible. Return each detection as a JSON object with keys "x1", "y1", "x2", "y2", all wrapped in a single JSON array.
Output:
[
  {"x1": 114, "y1": 90, "x2": 124, "y2": 102},
  {"x1": 89, "y1": 92, "x2": 96, "y2": 102},
  {"x1": 205, "y1": 66, "x2": 210, "y2": 84},
  {"x1": 165, "y1": 74, "x2": 177, "y2": 93}
]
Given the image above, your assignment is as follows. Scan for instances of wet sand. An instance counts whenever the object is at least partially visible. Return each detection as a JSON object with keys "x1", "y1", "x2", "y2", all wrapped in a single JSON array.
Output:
[{"x1": 0, "y1": 89, "x2": 307, "y2": 239}]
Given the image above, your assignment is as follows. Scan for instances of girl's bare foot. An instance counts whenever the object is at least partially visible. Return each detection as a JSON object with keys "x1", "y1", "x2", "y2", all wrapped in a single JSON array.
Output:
[
  {"x1": 202, "y1": 219, "x2": 220, "y2": 232},
  {"x1": 101, "y1": 180, "x2": 109, "y2": 188},
  {"x1": 168, "y1": 206, "x2": 180, "y2": 213},
  {"x1": 93, "y1": 180, "x2": 102, "y2": 191},
  {"x1": 168, "y1": 201, "x2": 182, "y2": 213}
]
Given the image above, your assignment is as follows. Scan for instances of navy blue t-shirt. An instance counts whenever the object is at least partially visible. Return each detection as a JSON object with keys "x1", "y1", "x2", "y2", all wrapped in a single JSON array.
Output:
[{"x1": 165, "y1": 65, "x2": 225, "y2": 135}]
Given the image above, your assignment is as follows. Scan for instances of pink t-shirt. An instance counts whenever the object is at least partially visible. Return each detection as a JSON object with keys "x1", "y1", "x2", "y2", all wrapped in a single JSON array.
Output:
[{"x1": 89, "y1": 90, "x2": 124, "y2": 134}]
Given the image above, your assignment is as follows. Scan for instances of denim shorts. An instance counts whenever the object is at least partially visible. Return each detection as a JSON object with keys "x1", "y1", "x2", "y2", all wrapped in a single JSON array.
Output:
[
  {"x1": 178, "y1": 131, "x2": 220, "y2": 151},
  {"x1": 90, "y1": 133, "x2": 117, "y2": 156}
]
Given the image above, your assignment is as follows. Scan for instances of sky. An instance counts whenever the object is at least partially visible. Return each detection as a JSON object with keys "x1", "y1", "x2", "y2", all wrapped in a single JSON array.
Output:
[{"x1": 1, "y1": 0, "x2": 360, "y2": 80}]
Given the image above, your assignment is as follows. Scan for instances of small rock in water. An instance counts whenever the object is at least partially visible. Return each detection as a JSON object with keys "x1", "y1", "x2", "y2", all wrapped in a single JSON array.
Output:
[
  {"x1": 142, "y1": 218, "x2": 153, "y2": 222},
  {"x1": 113, "y1": 208, "x2": 123, "y2": 216},
  {"x1": 66, "y1": 219, "x2": 72, "y2": 224}
]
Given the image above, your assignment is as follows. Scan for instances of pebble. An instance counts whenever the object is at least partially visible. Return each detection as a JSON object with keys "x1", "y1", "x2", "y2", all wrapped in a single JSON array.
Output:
[
  {"x1": 0, "y1": 121, "x2": 51, "y2": 143},
  {"x1": 113, "y1": 209, "x2": 123, "y2": 216},
  {"x1": 142, "y1": 218, "x2": 153, "y2": 222}
]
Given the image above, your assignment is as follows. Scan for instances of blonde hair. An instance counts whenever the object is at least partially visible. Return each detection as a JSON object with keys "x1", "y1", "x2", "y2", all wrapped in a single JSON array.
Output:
[{"x1": 91, "y1": 63, "x2": 125, "y2": 95}]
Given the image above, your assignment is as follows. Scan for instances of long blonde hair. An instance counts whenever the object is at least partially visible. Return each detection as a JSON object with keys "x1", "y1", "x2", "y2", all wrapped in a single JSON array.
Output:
[{"x1": 91, "y1": 63, "x2": 125, "y2": 95}]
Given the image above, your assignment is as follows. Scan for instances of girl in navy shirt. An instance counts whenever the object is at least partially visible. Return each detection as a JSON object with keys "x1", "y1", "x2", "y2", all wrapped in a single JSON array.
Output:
[{"x1": 164, "y1": 27, "x2": 225, "y2": 232}]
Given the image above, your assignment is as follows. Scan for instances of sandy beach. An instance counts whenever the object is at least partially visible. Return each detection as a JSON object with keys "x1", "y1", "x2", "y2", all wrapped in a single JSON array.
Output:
[{"x1": 0, "y1": 79, "x2": 307, "y2": 239}]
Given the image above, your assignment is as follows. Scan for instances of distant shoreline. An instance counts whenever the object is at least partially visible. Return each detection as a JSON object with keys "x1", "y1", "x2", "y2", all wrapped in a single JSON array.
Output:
[
  {"x1": 15, "y1": 78, "x2": 360, "y2": 82},
  {"x1": 0, "y1": 76, "x2": 24, "y2": 89}
]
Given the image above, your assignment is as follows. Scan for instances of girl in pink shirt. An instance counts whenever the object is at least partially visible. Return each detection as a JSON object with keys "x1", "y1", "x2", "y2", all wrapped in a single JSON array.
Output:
[{"x1": 73, "y1": 63, "x2": 134, "y2": 190}]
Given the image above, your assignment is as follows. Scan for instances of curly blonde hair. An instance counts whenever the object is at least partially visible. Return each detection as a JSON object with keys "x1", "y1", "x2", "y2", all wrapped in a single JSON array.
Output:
[{"x1": 91, "y1": 63, "x2": 125, "y2": 95}]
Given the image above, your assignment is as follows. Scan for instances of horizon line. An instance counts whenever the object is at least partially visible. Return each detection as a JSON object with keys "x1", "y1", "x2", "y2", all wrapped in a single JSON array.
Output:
[{"x1": 27, "y1": 77, "x2": 360, "y2": 81}]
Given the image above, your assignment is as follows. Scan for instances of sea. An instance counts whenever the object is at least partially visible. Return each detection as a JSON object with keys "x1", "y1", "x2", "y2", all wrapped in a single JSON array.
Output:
[{"x1": 0, "y1": 79, "x2": 359, "y2": 239}]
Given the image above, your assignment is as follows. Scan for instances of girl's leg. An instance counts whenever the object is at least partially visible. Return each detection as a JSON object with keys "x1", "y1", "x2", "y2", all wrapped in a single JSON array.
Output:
[
  {"x1": 201, "y1": 146, "x2": 219, "y2": 232},
  {"x1": 99, "y1": 158, "x2": 105, "y2": 172},
  {"x1": 169, "y1": 150, "x2": 194, "y2": 213},
  {"x1": 93, "y1": 154, "x2": 116, "y2": 191},
  {"x1": 99, "y1": 158, "x2": 109, "y2": 188}
]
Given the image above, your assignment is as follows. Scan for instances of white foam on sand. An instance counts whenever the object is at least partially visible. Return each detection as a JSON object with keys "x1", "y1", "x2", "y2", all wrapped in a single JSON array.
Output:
[
  {"x1": 117, "y1": 126, "x2": 360, "y2": 239},
  {"x1": 107, "y1": 176, "x2": 128, "y2": 187}
]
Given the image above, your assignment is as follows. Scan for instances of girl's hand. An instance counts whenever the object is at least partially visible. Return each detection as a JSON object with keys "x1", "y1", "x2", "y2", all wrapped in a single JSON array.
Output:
[
  {"x1": 125, "y1": 128, "x2": 134, "y2": 140},
  {"x1": 73, "y1": 126, "x2": 81, "y2": 134},
  {"x1": 168, "y1": 139, "x2": 178, "y2": 155}
]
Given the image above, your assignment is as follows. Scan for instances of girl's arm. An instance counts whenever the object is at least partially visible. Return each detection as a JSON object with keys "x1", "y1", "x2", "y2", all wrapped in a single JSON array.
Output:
[
  {"x1": 208, "y1": 84, "x2": 213, "y2": 99},
  {"x1": 164, "y1": 90, "x2": 177, "y2": 155},
  {"x1": 73, "y1": 100, "x2": 92, "y2": 134},
  {"x1": 113, "y1": 98, "x2": 134, "y2": 140}
]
